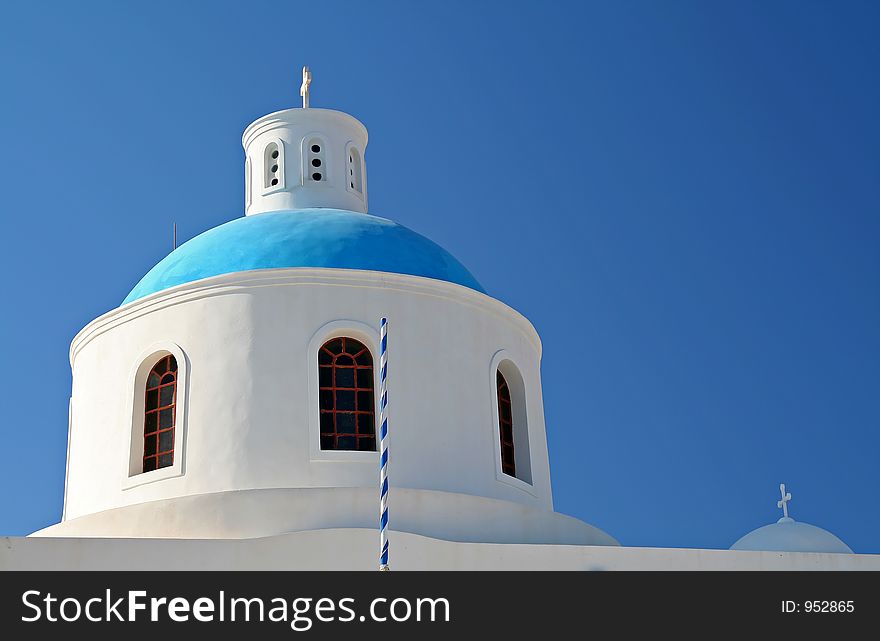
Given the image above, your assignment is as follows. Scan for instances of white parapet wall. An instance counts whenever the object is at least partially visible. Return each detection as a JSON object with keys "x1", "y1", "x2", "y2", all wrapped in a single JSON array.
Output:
[
  {"x1": 32, "y1": 488, "x2": 618, "y2": 546},
  {"x1": 4, "y1": 530, "x2": 880, "y2": 571}
]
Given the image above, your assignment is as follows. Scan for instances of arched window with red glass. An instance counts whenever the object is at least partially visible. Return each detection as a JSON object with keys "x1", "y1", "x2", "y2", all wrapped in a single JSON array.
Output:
[
  {"x1": 494, "y1": 361, "x2": 532, "y2": 484},
  {"x1": 319, "y1": 337, "x2": 376, "y2": 451},
  {"x1": 496, "y1": 370, "x2": 516, "y2": 477},
  {"x1": 143, "y1": 354, "x2": 178, "y2": 472}
]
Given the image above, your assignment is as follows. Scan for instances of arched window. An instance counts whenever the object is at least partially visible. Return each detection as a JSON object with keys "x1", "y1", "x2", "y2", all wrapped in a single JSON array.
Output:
[
  {"x1": 263, "y1": 140, "x2": 284, "y2": 191},
  {"x1": 318, "y1": 337, "x2": 376, "y2": 451},
  {"x1": 346, "y1": 145, "x2": 363, "y2": 194},
  {"x1": 304, "y1": 137, "x2": 327, "y2": 183},
  {"x1": 245, "y1": 156, "x2": 252, "y2": 210},
  {"x1": 496, "y1": 370, "x2": 516, "y2": 477},
  {"x1": 493, "y1": 359, "x2": 532, "y2": 484},
  {"x1": 143, "y1": 354, "x2": 178, "y2": 472}
]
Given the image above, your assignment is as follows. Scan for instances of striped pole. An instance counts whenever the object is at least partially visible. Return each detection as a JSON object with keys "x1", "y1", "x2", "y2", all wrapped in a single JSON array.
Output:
[{"x1": 379, "y1": 317, "x2": 390, "y2": 571}]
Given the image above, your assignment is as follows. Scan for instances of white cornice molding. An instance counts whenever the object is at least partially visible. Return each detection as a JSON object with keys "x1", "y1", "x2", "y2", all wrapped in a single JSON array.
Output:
[
  {"x1": 242, "y1": 108, "x2": 368, "y2": 150},
  {"x1": 70, "y1": 268, "x2": 542, "y2": 366}
]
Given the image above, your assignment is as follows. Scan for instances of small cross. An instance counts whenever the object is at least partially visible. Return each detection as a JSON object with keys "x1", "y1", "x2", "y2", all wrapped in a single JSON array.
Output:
[
  {"x1": 777, "y1": 483, "x2": 792, "y2": 519},
  {"x1": 300, "y1": 66, "x2": 312, "y2": 109}
]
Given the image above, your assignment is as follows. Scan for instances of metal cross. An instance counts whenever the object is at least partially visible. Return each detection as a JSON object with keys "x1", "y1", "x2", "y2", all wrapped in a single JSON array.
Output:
[
  {"x1": 300, "y1": 66, "x2": 312, "y2": 108},
  {"x1": 777, "y1": 483, "x2": 792, "y2": 519}
]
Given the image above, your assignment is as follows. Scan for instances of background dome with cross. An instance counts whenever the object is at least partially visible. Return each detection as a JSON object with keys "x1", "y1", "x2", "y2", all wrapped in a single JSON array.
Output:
[{"x1": 730, "y1": 484, "x2": 853, "y2": 554}]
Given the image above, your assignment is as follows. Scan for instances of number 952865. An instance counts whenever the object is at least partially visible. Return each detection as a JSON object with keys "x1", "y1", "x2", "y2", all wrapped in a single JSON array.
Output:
[{"x1": 804, "y1": 601, "x2": 854, "y2": 613}]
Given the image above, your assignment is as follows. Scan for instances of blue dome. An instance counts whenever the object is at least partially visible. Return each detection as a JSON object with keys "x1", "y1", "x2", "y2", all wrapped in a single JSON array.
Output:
[
  {"x1": 123, "y1": 209, "x2": 484, "y2": 304},
  {"x1": 730, "y1": 518, "x2": 853, "y2": 554}
]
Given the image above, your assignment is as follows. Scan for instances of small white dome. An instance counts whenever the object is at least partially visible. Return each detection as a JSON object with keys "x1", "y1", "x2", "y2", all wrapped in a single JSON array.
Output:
[{"x1": 731, "y1": 517, "x2": 852, "y2": 554}]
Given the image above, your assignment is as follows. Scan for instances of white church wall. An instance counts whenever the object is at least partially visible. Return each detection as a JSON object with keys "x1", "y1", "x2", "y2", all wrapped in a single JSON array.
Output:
[{"x1": 62, "y1": 268, "x2": 557, "y2": 536}]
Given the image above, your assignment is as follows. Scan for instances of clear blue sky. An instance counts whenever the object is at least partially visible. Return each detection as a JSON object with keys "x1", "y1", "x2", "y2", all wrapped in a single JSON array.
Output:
[{"x1": 1, "y1": 1, "x2": 878, "y2": 552}]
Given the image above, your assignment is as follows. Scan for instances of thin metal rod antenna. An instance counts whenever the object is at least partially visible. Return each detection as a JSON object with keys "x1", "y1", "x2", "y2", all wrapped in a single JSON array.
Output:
[{"x1": 173, "y1": 223, "x2": 177, "y2": 251}]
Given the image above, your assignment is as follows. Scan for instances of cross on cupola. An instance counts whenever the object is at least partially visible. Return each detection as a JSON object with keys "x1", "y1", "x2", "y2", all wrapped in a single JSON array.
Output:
[
  {"x1": 300, "y1": 66, "x2": 312, "y2": 108},
  {"x1": 777, "y1": 483, "x2": 792, "y2": 520}
]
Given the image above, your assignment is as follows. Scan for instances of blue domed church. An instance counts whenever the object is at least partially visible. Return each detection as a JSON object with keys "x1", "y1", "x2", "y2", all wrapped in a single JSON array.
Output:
[{"x1": 0, "y1": 71, "x2": 875, "y2": 571}]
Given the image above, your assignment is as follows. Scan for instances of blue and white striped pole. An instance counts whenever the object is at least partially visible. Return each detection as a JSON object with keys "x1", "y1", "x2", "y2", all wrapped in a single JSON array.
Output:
[{"x1": 379, "y1": 317, "x2": 390, "y2": 571}]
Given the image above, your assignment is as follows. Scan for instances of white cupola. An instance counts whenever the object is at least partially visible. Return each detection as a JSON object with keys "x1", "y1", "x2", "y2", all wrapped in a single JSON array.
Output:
[{"x1": 242, "y1": 67, "x2": 369, "y2": 215}]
